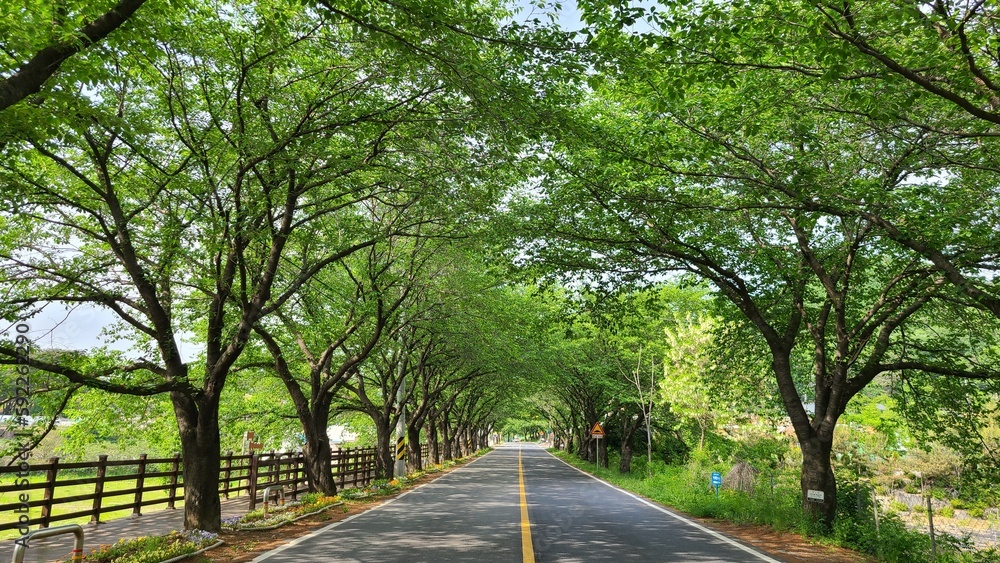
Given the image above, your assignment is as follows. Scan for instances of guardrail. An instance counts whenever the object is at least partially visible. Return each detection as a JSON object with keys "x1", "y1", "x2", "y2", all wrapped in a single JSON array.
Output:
[
  {"x1": 0, "y1": 447, "x2": 380, "y2": 532},
  {"x1": 11, "y1": 524, "x2": 83, "y2": 563}
]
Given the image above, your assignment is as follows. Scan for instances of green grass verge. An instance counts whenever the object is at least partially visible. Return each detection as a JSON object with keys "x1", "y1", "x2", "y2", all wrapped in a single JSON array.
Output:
[{"x1": 550, "y1": 450, "x2": 1000, "y2": 563}]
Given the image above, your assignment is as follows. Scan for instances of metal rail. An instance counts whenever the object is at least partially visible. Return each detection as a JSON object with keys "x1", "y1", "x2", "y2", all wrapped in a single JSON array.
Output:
[
  {"x1": 262, "y1": 485, "x2": 285, "y2": 513},
  {"x1": 12, "y1": 524, "x2": 84, "y2": 563}
]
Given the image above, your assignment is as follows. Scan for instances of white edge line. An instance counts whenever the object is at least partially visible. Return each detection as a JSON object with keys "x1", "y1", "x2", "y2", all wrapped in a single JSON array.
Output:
[
  {"x1": 546, "y1": 450, "x2": 783, "y2": 563},
  {"x1": 251, "y1": 451, "x2": 495, "y2": 562}
]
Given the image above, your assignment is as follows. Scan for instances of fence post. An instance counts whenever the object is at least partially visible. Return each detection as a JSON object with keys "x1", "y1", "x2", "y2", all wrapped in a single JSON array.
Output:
[
  {"x1": 248, "y1": 453, "x2": 259, "y2": 511},
  {"x1": 40, "y1": 457, "x2": 59, "y2": 529},
  {"x1": 289, "y1": 452, "x2": 300, "y2": 501},
  {"x1": 167, "y1": 453, "x2": 181, "y2": 509},
  {"x1": 351, "y1": 449, "x2": 368, "y2": 487},
  {"x1": 222, "y1": 451, "x2": 233, "y2": 499},
  {"x1": 335, "y1": 450, "x2": 345, "y2": 489},
  {"x1": 132, "y1": 454, "x2": 147, "y2": 517},
  {"x1": 90, "y1": 455, "x2": 108, "y2": 525},
  {"x1": 926, "y1": 494, "x2": 937, "y2": 561},
  {"x1": 871, "y1": 489, "x2": 881, "y2": 560},
  {"x1": 281, "y1": 452, "x2": 289, "y2": 486}
]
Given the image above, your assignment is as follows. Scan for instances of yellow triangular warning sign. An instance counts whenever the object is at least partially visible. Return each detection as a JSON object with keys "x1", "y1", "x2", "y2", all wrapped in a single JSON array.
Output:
[{"x1": 590, "y1": 422, "x2": 605, "y2": 437}]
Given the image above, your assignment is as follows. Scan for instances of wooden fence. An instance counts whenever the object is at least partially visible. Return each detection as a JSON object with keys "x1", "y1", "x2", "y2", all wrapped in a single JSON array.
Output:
[{"x1": 0, "y1": 447, "x2": 383, "y2": 532}]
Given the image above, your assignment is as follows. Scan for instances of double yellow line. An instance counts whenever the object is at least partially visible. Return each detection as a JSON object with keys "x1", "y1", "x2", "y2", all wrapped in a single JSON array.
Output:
[{"x1": 518, "y1": 447, "x2": 535, "y2": 563}]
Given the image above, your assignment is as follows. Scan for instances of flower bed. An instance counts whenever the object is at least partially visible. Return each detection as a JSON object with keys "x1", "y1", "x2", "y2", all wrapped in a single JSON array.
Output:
[
  {"x1": 338, "y1": 476, "x2": 414, "y2": 500},
  {"x1": 72, "y1": 530, "x2": 221, "y2": 563},
  {"x1": 221, "y1": 492, "x2": 343, "y2": 531}
]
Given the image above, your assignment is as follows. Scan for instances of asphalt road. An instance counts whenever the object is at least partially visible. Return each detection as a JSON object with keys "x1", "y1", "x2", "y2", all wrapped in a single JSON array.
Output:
[{"x1": 251, "y1": 444, "x2": 782, "y2": 562}]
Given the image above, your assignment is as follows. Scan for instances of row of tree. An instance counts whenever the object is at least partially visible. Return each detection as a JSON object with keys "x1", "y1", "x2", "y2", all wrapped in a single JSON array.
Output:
[
  {"x1": 0, "y1": 0, "x2": 569, "y2": 532},
  {"x1": 507, "y1": 0, "x2": 1000, "y2": 529},
  {"x1": 3, "y1": 0, "x2": 1000, "y2": 537}
]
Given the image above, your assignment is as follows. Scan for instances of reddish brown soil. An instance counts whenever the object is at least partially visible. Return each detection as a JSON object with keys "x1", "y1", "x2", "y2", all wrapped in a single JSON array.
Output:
[
  {"x1": 195, "y1": 462, "x2": 873, "y2": 563},
  {"x1": 697, "y1": 519, "x2": 874, "y2": 562}
]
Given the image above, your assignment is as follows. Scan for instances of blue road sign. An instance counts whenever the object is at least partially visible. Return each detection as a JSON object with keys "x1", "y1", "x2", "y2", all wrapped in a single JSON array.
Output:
[{"x1": 711, "y1": 472, "x2": 722, "y2": 487}]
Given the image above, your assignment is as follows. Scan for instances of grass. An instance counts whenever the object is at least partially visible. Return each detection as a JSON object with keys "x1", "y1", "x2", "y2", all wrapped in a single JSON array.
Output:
[{"x1": 554, "y1": 451, "x2": 810, "y2": 534}]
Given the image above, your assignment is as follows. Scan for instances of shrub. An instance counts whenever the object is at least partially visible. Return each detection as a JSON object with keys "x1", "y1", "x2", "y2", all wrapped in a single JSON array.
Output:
[
  {"x1": 938, "y1": 505, "x2": 955, "y2": 518},
  {"x1": 889, "y1": 500, "x2": 909, "y2": 513},
  {"x1": 299, "y1": 492, "x2": 323, "y2": 506}
]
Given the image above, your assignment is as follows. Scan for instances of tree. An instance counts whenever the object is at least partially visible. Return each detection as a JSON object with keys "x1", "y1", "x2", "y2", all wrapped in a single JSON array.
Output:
[
  {"x1": 511, "y1": 56, "x2": 1000, "y2": 526},
  {"x1": 661, "y1": 313, "x2": 720, "y2": 452},
  {"x1": 579, "y1": 0, "x2": 1000, "y2": 319},
  {"x1": 252, "y1": 237, "x2": 414, "y2": 494},
  {"x1": 0, "y1": 0, "x2": 151, "y2": 113},
  {"x1": 0, "y1": 0, "x2": 446, "y2": 530}
]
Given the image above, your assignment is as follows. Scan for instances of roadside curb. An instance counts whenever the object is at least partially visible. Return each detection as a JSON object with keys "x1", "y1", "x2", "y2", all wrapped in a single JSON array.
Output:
[
  {"x1": 159, "y1": 540, "x2": 225, "y2": 563},
  {"x1": 222, "y1": 502, "x2": 345, "y2": 532}
]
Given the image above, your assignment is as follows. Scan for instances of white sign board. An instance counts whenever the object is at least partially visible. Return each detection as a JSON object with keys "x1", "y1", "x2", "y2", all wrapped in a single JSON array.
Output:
[{"x1": 806, "y1": 489, "x2": 825, "y2": 502}]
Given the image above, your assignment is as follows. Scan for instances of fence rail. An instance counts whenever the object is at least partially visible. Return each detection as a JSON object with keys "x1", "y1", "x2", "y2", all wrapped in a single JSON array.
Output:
[{"x1": 0, "y1": 447, "x2": 382, "y2": 532}]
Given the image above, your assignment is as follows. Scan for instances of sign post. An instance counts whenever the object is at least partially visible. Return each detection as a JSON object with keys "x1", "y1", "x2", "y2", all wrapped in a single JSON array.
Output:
[
  {"x1": 711, "y1": 471, "x2": 722, "y2": 500},
  {"x1": 590, "y1": 422, "x2": 605, "y2": 469}
]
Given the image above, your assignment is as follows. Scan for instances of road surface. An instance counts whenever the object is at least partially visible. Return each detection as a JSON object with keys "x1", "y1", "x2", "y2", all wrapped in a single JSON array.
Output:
[{"x1": 252, "y1": 444, "x2": 781, "y2": 562}]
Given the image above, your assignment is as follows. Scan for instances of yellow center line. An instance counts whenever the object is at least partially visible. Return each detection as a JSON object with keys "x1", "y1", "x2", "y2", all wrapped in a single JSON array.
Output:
[{"x1": 519, "y1": 447, "x2": 535, "y2": 563}]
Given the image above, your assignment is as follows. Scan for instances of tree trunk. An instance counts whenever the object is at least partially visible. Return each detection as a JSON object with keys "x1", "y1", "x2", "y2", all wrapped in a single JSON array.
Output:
[
  {"x1": 406, "y1": 425, "x2": 421, "y2": 472},
  {"x1": 581, "y1": 436, "x2": 593, "y2": 462},
  {"x1": 429, "y1": 417, "x2": 440, "y2": 465},
  {"x1": 374, "y1": 417, "x2": 393, "y2": 479},
  {"x1": 302, "y1": 429, "x2": 336, "y2": 495},
  {"x1": 173, "y1": 392, "x2": 222, "y2": 532},
  {"x1": 619, "y1": 443, "x2": 633, "y2": 473},
  {"x1": 800, "y1": 435, "x2": 837, "y2": 529},
  {"x1": 620, "y1": 412, "x2": 642, "y2": 474},
  {"x1": 442, "y1": 415, "x2": 453, "y2": 461}
]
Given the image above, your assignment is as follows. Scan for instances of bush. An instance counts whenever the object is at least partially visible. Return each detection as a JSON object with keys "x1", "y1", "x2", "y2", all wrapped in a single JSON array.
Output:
[
  {"x1": 299, "y1": 492, "x2": 323, "y2": 506},
  {"x1": 939, "y1": 505, "x2": 955, "y2": 518},
  {"x1": 889, "y1": 500, "x2": 909, "y2": 513}
]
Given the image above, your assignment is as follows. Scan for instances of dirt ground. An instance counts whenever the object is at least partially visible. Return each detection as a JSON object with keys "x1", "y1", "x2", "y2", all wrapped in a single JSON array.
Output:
[
  {"x1": 195, "y1": 463, "x2": 872, "y2": 563},
  {"x1": 697, "y1": 519, "x2": 874, "y2": 563}
]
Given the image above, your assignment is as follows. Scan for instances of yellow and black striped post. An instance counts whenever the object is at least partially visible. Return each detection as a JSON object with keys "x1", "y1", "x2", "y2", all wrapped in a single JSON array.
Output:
[{"x1": 395, "y1": 436, "x2": 406, "y2": 461}]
